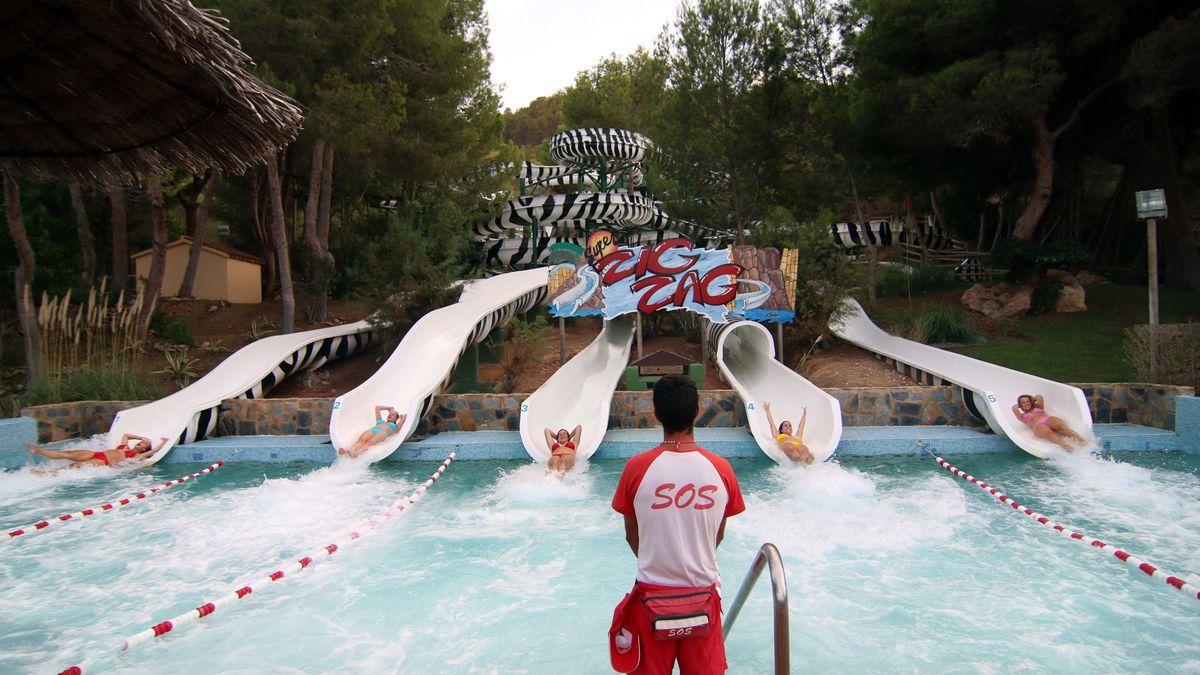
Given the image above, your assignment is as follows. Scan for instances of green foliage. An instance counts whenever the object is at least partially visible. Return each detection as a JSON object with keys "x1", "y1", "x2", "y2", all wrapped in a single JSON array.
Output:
[
  {"x1": 915, "y1": 304, "x2": 981, "y2": 344},
  {"x1": 157, "y1": 317, "x2": 195, "y2": 346},
  {"x1": 503, "y1": 93, "x2": 564, "y2": 151},
  {"x1": 156, "y1": 347, "x2": 200, "y2": 388},
  {"x1": 20, "y1": 365, "x2": 163, "y2": 406},
  {"x1": 1029, "y1": 280, "x2": 1063, "y2": 316},
  {"x1": 499, "y1": 314, "x2": 548, "y2": 393},
  {"x1": 749, "y1": 217, "x2": 854, "y2": 341},
  {"x1": 876, "y1": 264, "x2": 954, "y2": 298},
  {"x1": 988, "y1": 238, "x2": 1093, "y2": 283},
  {"x1": 242, "y1": 318, "x2": 277, "y2": 341}
]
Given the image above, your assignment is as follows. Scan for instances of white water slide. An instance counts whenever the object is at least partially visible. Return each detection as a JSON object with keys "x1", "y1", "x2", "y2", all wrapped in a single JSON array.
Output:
[
  {"x1": 519, "y1": 315, "x2": 636, "y2": 463},
  {"x1": 109, "y1": 321, "x2": 380, "y2": 466},
  {"x1": 329, "y1": 268, "x2": 549, "y2": 464},
  {"x1": 707, "y1": 321, "x2": 843, "y2": 464},
  {"x1": 831, "y1": 298, "x2": 1094, "y2": 458}
]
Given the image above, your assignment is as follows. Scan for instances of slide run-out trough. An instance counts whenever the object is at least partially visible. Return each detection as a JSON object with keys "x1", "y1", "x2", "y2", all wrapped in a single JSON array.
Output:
[
  {"x1": 519, "y1": 315, "x2": 636, "y2": 463},
  {"x1": 831, "y1": 298, "x2": 1094, "y2": 458}
]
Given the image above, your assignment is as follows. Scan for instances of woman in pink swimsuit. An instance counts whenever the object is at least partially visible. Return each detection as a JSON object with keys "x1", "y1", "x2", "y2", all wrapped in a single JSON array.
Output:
[
  {"x1": 543, "y1": 425, "x2": 582, "y2": 473},
  {"x1": 28, "y1": 434, "x2": 168, "y2": 471},
  {"x1": 1012, "y1": 394, "x2": 1086, "y2": 450}
]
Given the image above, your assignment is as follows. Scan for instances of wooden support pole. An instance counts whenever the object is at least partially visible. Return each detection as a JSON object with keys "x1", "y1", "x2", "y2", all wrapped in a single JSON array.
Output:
[
  {"x1": 1148, "y1": 218, "x2": 1160, "y2": 383},
  {"x1": 775, "y1": 323, "x2": 784, "y2": 364},
  {"x1": 558, "y1": 317, "x2": 566, "y2": 366},
  {"x1": 636, "y1": 312, "x2": 644, "y2": 361}
]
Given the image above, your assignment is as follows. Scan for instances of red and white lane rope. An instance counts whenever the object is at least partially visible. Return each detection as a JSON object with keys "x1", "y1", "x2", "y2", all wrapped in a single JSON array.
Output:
[
  {"x1": 3, "y1": 462, "x2": 223, "y2": 545},
  {"x1": 929, "y1": 454, "x2": 1200, "y2": 601},
  {"x1": 118, "y1": 452, "x2": 456, "y2": 654}
]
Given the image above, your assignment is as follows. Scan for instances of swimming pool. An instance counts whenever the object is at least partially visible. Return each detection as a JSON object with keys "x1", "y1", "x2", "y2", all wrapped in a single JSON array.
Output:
[{"x1": 1, "y1": 450, "x2": 1198, "y2": 672}]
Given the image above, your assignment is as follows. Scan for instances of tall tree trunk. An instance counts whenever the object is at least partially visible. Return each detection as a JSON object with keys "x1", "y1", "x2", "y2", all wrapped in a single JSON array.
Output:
[
  {"x1": 1153, "y1": 106, "x2": 1200, "y2": 291},
  {"x1": 108, "y1": 186, "x2": 129, "y2": 294},
  {"x1": 178, "y1": 171, "x2": 220, "y2": 298},
  {"x1": 4, "y1": 172, "x2": 43, "y2": 388},
  {"x1": 267, "y1": 155, "x2": 295, "y2": 333},
  {"x1": 311, "y1": 141, "x2": 335, "y2": 322},
  {"x1": 138, "y1": 178, "x2": 168, "y2": 334},
  {"x1": 317, "y1": 144, "x2": 334, "y2": 250},
  {"x1": 68, "y1": 183, "x2": 97, "y2": 286},
  {"x1": 248, "y1": 171, "x2": 277, "y2": 296},
  {"x1": 977, "y1": 206, "x2": 988, "y2": 252},
  {"x1": 845, "y1": 157, "x2": 875, "y2": 310},
  {"x1": 1013, "y1": 116, "x2": 1055, "y2": 240}
]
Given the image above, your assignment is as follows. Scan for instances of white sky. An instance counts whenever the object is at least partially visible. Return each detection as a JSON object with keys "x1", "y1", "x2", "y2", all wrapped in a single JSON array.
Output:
[{"x1": 485, "y1": 0, "x2": 680, "y2": 111}]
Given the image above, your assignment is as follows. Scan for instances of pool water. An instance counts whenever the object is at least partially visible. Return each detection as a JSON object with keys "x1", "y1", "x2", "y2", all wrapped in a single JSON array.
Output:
[{"x1": 1, "y1": 450, "x2": 1198, "y2": 673}]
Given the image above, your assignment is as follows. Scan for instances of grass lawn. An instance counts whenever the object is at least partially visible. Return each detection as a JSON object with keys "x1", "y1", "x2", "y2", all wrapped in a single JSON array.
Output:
[{"x1": 861, "y1": 282, "x2": 1200, "y2": 384}]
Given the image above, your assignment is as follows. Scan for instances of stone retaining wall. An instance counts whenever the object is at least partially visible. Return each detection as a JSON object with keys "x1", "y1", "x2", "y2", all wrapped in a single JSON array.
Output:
[{"x1": 22, "y1": 384, "x2": 1193, "y2": 442}]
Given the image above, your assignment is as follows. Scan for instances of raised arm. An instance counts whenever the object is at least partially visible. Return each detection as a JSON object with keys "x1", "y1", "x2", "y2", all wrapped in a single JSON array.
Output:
[
  {"x1": 373, "y1": 405, "x2": 393, "y2": 421},
  {"x1": 1012, "y1": 404, "x2": 1023, "y2": 419},
  {"x1": 544, "y1": 428, "x2": 556, "y2": 448},
  {"x1": 797, "y1": 407, "x2": 808, "y2": 438},
  {"x1": 138, "y1": 437, "x2": 169, "y2": 458},
  {"x1": 764, "y1": 402, "x2": 778, "y2": 436},
  {"x1": 1033, "y1": 394, "x2": 1045, "y2": 409},
  {"x1": 569, "y1": 424, "x2": 582, "y2": 445},
  {"x1": 120, "y1": 433, "x2": 149, "y2": 445}
]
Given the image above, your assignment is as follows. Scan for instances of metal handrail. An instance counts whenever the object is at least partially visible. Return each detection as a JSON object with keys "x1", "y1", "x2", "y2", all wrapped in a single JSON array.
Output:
[{"x1": 723, "y1": 542, "x2": 789, "y2": 674}]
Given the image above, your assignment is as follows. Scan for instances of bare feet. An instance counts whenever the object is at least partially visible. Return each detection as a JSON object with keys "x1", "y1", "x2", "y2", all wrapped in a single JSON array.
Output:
[{"x1": 27, "y1": 442, "x2": 39, "y2": 455}]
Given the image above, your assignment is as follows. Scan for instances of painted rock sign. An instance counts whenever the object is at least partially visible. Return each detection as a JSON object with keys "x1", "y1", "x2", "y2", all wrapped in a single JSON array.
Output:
[{"x1": 546, "y1": 231, "x2": 795, "y2": 324}]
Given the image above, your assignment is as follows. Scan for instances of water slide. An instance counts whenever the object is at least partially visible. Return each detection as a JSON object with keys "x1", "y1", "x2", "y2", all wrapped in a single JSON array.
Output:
[
  {"x1": 108, "y1": 322, "x2": 380, "y2": 466},
  {"x1": 518, "y1": 315, "x2": 636, "y2": 463},
  {"x1": 831, "y1": 298, "x2": 1094, "y2": 458},
  {"x1": 707, "y1": 321, "x2": 843, "y2": 464},
  {"x1": 329, "y1": 268, "x2": 549, "y2": 464}
]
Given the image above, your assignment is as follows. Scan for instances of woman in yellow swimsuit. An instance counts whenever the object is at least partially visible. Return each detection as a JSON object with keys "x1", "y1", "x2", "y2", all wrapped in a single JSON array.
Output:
[
  {"x1": 338, "y1": 406, "x2": 406, "y2": 458},
  {"x1": 764, "y1": 402, "x2": 814, "y2": 464}
]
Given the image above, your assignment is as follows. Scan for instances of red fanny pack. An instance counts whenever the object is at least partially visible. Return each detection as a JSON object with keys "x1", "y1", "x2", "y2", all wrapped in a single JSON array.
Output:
[{"x1": 639, "y1": 584, "x2": 718, "y2": 641}]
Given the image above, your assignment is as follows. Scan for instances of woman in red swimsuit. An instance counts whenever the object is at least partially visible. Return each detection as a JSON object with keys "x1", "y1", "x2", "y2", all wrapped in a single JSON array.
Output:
[
  {"x1": 28, "y1": 434, "x2": 168, "y2": 471},
  {"x1": 1012, "y1": 394, "x2": 1086, "y2": 450},
  {"x1": 542, "y1": 425, "x2": 582, "y2": 473}
]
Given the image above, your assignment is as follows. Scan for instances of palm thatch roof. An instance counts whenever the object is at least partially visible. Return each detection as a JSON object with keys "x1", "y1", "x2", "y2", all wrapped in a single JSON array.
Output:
[{"x1": 0, "y1": 0, "x2": 303, "y2": 185}]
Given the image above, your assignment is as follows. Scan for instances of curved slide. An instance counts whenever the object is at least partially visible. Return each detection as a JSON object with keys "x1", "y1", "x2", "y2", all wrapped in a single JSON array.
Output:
[
  {"x1": 707, "y1": 321, "x2": 843, "y2": 464},
  {"x1": 832, "y1": 298, "x2": 1094, "y2": 458},
  {"x1": 329, "y1": 268, "x2": 549, "y2": 464},
  {"x1": 109, "y1": 321, "x2": 380, "y2": 466},
  {"x1": 519, "y1": 315, "x2": 636, "y2": 464}
]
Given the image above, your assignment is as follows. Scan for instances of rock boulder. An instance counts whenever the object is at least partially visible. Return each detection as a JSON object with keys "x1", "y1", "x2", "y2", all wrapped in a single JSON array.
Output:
[{"x1": 961, "y1": 283, "x2": 1034, "y2": 319}]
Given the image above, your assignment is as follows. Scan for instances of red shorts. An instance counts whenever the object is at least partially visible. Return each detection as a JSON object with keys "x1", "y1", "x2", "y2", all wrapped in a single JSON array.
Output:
[{"x1": 624, "y1": 583, "x2": 727, "y2": 675}]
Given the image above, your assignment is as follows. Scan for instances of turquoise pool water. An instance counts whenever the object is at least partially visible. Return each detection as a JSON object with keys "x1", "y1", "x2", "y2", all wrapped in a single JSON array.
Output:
[{"x1": 1, "y1": 450, "x2": 1198, "y2": 673}]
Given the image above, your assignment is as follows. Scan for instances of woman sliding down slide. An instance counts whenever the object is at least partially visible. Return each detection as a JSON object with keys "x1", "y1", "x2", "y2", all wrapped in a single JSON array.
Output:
[
  {"x1": 764, "y1": 402, "x2": 814, "y2": 464},
  {"x1": 338, "y1": 406, "x2": 406, "y2": 458},
  {"x1": 28, "y1": 434, "x2": 167, "y2": 472},
  {"x1": 543, "y1": 425, "x2": 581, "y2": 473},
  {"x1": 1013, "y1": 394, "x2": 1086, "y2": 450}
]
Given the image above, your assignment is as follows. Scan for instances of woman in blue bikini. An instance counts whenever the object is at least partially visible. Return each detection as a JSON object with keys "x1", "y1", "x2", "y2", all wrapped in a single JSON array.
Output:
[{"x1": 338, "y1": 406, "x2": 406, "y2": 458}]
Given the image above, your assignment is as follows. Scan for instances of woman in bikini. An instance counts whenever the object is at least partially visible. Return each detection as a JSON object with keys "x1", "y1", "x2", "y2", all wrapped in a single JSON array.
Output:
[
  {"x1": 338, "y1": 406, "x2": 406, "y2": 458},
  {"x1": 764, "y1": 402, "x2": 814, "y2": 464},
  {"x1": 1013, "y1": 394, "x2": 1086, "y2": 450},
  {"x1": 27, "y1": 434, "x2": 168, "y2": 471},
  {"x1": 543, "y1": 425, "x2": 582, "y2": 473}
]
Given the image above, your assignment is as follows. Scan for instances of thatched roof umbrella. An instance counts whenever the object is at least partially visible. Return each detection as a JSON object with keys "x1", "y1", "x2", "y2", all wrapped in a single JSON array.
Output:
[{"x1": 0, "y1": 0, "x2": 304, "y2": 387}]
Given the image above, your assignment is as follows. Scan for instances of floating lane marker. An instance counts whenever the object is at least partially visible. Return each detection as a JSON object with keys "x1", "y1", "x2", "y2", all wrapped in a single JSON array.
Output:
[
  {"x1": 3, "y1": 462, "x2": 223, "y2": 545},
  {"x1": 929, "y1": 454, "x2": 1200, "y2": 602},
  {"x1": 116, "y1": 452, "x2": 456, "y2": 657}
]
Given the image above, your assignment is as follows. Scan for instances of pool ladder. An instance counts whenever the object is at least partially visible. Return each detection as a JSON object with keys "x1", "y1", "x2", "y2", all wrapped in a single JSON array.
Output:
[{"x1": 723, "y1": 542, "x2": 789, "y2": 674}]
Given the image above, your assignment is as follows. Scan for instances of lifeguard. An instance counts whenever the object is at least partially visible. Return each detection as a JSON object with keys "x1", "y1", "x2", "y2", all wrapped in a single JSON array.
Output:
[{"x1": 609, "y1": 374, "x2": 745, "y2": 674}]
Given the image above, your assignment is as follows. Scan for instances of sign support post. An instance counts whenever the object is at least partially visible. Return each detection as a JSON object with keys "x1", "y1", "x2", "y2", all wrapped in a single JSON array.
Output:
[{"x1": 1135, "y1": 189, "x2": 1167, "y2": 383}]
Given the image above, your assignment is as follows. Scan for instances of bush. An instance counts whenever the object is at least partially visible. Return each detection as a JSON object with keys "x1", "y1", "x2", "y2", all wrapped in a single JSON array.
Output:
[
  {"x1": 162, "y1": 317, "x2": 195, "y2": 345},
  {"x1": 916, "y1": 304, "x2": 982, "y2": 344},
  {"x1": 876, "y1": 264, "x2": 954, "y2": 298},
  {"x1": 498, "y1": 315, "x2": 548, "y2": 392},
  {"x1": 749, "y1": 219, "x2": 854, "y2": 343},
  {"x1": 1029, "y1": 280, "x2": 1062, "y2": 316},
  {"x1": 988, "y1": 238, "x2": 1093, "y2": 283},
  {"x1": 19, "y1": 364, "x2": 164, "y2": 406},
  {"x1": 1123, "y1": 323, "x2": 1199, "y2": 388}
]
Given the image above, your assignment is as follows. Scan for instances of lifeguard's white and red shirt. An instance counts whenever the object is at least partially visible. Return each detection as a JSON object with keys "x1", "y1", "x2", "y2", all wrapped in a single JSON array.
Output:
[{"x1": 612, "y1": 445, "x2": 745, "y2": 587}]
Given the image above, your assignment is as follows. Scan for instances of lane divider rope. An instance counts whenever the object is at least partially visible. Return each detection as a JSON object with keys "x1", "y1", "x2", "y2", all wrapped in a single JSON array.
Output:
[
  {"x1": 929, "y1": 453, "x2": 1200, "y2": 601},
  {"x1": 4, "y1": 462, "x2": 224, "y2": 544},
  {"x1": 102, "y1": 452, "x2": 455, "y2": 665}
]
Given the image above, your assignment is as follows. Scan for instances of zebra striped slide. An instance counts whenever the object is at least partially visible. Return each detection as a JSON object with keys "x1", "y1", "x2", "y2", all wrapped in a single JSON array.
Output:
[
  {"x1": 329, "y1": 267, "x2": 550, "y2": 465},
  {"x1": 108, "y1": 321, "x2": 381, "y2": 466}
]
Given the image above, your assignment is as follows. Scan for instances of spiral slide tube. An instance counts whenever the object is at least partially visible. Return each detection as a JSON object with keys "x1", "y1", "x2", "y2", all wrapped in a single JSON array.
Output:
[
  {"x1": 54, "y1": 454, "x2": 456, "y2": 674},
  {"x1": 329, "y1": 268, "x2": 549, "y2": 464},
  {"x1": 930, "y1": 454, "x2": 1200, "y2": 601},
  {"x1": 832, "y1": 298, "x2": 1094, "y2": 458},
  {"x1": 707, "y1": 321, "x2": 843, "y2": 464},
  {"x1": 3, "y1": 462, "x2": 223, "y2": 544},
  {"x1": 107, "y1": 320, "x2": 380, "y2": 466},
  {"x1": 519, "y1": 315, "x2": 636, "y2": 463}
]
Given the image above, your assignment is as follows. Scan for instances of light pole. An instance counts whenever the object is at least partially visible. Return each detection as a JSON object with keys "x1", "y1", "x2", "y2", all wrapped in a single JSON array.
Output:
[{"x1": 1135, "y1": 189, "x2": 1167, "y2": 381}]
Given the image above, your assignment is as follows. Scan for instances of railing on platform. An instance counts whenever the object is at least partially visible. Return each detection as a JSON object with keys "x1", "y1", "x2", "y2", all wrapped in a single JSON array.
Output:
[{"x1": 723, "y1": 542, "x2": 789, "y2": 674}]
